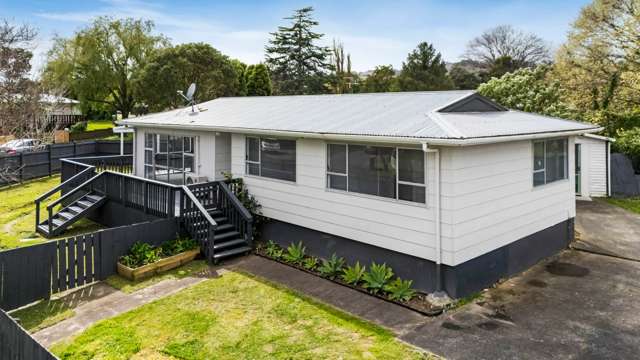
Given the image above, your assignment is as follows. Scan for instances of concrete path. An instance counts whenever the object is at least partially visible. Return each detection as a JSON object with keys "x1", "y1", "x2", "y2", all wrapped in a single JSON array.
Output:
[
  {"x1": 33, "y1": 276, "x2": 206, "y2": 347},
  {"x1": 575, "y1": 200, "x2": 640, "y2": 261}
]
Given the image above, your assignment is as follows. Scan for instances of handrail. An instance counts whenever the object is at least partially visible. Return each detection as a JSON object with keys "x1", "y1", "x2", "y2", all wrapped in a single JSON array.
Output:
[
  {"x1": 218, "y1": 182, "x2": 253, "y2": 221},
  {"x1": 47, "y1": 172, "x2": 106, "y2": 211},
  {"x1": 180, "y1": 185, "x2": 217, "y2": 227},
  {"x1": 35, "y1": 166, "x2": 95, "y2": 202},
  {"x1": 65, "y1": 154, "x2": 133, "y2": 161}
]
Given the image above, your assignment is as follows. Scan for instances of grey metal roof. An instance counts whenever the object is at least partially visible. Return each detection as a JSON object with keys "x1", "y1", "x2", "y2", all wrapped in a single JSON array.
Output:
[{"x1": 122, "y1": 91, "x2": 599, "y2": 140}]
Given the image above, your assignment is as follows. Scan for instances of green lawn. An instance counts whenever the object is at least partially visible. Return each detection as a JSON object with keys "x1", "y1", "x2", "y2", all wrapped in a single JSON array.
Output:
[
  {"x1": 604, "y1": 197, "x2": 640, "y2": 215},
  {"x1": 86, "y1": 120, "x2": 115, "y2": 131},
  {"x1": 51, "y1": 271, "x2": 430, "y2": 360},
  {"x1": 0, "y1": 176, "x2": 102, "y2": 249},
  {"x1": 106, "y1": 260, "x2": 209, "y2": 294}
]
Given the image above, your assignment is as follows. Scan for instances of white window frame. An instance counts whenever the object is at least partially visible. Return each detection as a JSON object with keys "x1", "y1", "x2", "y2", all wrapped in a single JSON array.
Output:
[
  {"x1": 245, "y1": 136, "x2": 297, "y2": 182},
  {"x1": 326, "y1": 142, "x2": 427, "y2": 205},
  {"x1": 143, "y1": 132, "x2": 197, "y2": 183},
  {"x1": 533, "y1": 138, "x2": 568, "y2": 187}
]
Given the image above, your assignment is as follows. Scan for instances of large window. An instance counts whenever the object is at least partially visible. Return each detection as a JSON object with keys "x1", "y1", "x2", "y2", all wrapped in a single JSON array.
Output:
[
  {"x1": 144, "y1": 133, "x2": 196, "y2": 184},
  {"x1": 327, "y1": 144, "x2": 426, "y2": 204},
  {"x1": 246, "y1": 137, "x2": 296, "y2": 182},
  {"x1": 533, "y1": 138, "x2": 568, "y2": 187}
]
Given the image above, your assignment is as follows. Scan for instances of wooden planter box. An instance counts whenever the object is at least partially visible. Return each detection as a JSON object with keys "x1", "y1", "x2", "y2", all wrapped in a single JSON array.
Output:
[{"x1": 117, "y1": 249, "x2": 200, "y2": 281}]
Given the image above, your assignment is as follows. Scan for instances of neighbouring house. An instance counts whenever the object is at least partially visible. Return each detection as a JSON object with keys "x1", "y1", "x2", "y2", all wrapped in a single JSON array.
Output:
[
  {"x1": 575, "y1": 134, "x2": 613, "y2": 198},
  {"x1": 107, "y1": 91, "x2": 601, "y2": 298},
  {"x1": 39, "y1": 94, "x2": 84, "y2": 129}
]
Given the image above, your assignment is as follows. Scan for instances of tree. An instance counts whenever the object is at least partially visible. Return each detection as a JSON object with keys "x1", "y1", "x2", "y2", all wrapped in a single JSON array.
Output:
[
  {"x1": 265, "y1": 7, "x2": 332, "y2": 95},
  {"x1": 43, "y1": 17, "x2": 167, "y2": 119},
  {"x1": 0, "y1": 20, "x2": 44, "y2": 139},
  {"x1": 361, "y1": 65, "x2": 397, "y2": 93},
  {"x1": 449, "y1": 61, "x2": 483, "y2": 90},
  {"x1": 465, "y1": 25, "x2": 550, "y2": 70},
  {"x1": 231, "y1": 59, "x2": 248, "y2": 96},
  {"x1": 246, "y1": 64, "x2": 272, "y2": 96},
  {"x1": 328, "y1": 40, "x2": 356, "y2": 94},
  {"x1": 137, "y1": 43, "x2": 239, "y2": 112},
  {"x1": 396, "y1": 42, "x2": 454, "y2": 91},
  {"x1": 477, "y1": 65, "x2": 571, "y2": 118}
]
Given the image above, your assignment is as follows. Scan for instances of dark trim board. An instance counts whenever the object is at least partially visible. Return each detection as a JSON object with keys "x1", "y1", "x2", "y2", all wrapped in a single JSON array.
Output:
[{"x1": 260, "y1": 218, "x2": 574, "y2": 298}]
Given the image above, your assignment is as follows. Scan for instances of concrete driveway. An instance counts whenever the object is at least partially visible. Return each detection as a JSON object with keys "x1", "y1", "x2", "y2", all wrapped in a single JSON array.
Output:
[
  {"x1": 575, "y1": 200, "x2": 640, "y2": 260},
  {"x1": 401, "y1": 201, "x2": 640, "y2": 359}
]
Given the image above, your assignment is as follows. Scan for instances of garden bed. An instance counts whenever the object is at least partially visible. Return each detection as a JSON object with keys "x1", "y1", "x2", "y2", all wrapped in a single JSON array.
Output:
[{"x1": 255, "y1": 241, "x2": 443, "y2": 317}]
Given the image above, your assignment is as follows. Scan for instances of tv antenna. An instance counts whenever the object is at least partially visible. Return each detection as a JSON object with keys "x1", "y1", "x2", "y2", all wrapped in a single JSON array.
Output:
[{"x1": 177, "y1": 83, "x2": 197, "y2": 112}]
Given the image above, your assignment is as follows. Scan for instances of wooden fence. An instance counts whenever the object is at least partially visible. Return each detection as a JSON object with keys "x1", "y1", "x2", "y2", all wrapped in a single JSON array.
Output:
[
  {"x1": 0, "y1": 309, "x2": 56, "y2": 360},
  {"x1": 0, "y1": 140, "x2": 132, "y2": 186},
  {"x1": 0, "y1": 218, "x2": 179, "y2": 311}
]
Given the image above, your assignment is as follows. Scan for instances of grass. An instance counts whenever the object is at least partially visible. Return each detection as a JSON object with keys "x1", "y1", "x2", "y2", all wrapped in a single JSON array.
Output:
[
  {"x1": 86, "y1": 120, "x2": 114, "y2": 131},
  {"x1": 605, "y1": 197, "x2": 640, "y2": 215},
  {"x1": 51, "y1": 271, "x2": 431, "y2": 360},
  {"x1": 0, "y1": 176, "x2": 102, "y2": 249},
  {"x1": 106, "y1": 260, "x2": 209, "y2": 294},
  {"x1": 10, "y1": 297, "x2": 76, "y2": 333}
]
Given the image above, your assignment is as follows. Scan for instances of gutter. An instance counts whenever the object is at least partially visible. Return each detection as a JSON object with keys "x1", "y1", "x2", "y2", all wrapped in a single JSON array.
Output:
[{"x1": 121, "y1": 121, "x2": 603, "y2": 147}]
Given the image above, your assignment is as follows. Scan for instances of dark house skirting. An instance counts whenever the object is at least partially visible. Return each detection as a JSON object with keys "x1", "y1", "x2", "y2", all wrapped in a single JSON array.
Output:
[{"x1": 261, "y1": 218, "x2": 574, "y2": 298}]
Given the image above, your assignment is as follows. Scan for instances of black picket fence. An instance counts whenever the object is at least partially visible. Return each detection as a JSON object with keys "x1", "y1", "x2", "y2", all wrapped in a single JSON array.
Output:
[
  {"x1": 0, "y1": 218, "x2": 179, "y2": 311},
  {"x1": 0, "y1": 140, "x2": 132, "y2": 186},
  {"x1": 0, "y1": 309, "x2": 56, "y2": 360}
]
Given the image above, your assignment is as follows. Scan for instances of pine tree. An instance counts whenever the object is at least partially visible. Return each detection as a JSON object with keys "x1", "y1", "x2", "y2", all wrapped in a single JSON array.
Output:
[
  {"x1": 265, "y1": 7, "x2": 332, "y2": 95},
  {"x1": 396, "y1": 42, "x2": 454, "y2": 91},
  {"x1": 246, "y1": 64, "x2": 272, "y2": 96}
]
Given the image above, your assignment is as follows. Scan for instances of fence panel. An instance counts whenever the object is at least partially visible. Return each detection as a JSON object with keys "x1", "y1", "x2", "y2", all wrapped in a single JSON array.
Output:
[
  {"x1": 0, "y1": 309, "x2": 56, "y2": 360},
  {"x1": 0, "y1": 218, "x2": 178, "y2": 312}
]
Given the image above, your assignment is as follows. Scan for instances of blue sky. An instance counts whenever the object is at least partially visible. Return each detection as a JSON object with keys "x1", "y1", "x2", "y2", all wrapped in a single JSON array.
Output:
[{"x1": 2, "y1": 0, "x2": 590, "y2": 74}]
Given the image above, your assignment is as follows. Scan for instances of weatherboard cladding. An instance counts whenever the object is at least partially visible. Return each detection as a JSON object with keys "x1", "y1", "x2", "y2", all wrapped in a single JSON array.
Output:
[{"x1": 122, "y1": 91, "x2": 599, "y2": 140}]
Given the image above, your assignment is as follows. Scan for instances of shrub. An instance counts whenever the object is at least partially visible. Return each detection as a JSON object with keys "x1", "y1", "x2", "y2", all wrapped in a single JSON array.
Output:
[
  {"x1": 283, "y1": 242, "x2": 306, "y2": 265},
  {"x1": 341, "y1": 261, "x2": 366, "y2": 285},
  {"x1": 362, "y1": 262, "x2": 394, "y2": 294},
  {"x1": 318, "y1": 253, "x2": 345, "y2": 279},
  {"x1": 384, "y1": 278, "x2": 416, "y2": 302},
  {"x1": 69, "y1": 121, "x2": 87, "y2": 133},
  {"x1": 119, "y1": 242, "x2": 161, "y2": 268},
  {"x1": 264, "y1": 240, "x2": 283, "y2": 259},
  {"x1": 161, "y1": 237, "x2": 198, "y2": 257},
  {"x1": 302, "y1": 256, "x2": 319, "y2": 271}
]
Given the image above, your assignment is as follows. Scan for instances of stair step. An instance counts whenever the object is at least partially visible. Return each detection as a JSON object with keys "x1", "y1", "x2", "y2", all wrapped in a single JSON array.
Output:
[
  {"x1": 68, "y1": 206, "x2": 83, "y2": 214},
  {"x1": 37, "y1": 224, "x2": 50, "y2": 235},
  {"x1": 86, "y1": 194, "x2": 103, "y2": 202},
  {"x1": 215, "y1": 223, "x2": 234, "y2": 233},
  {"x1": 213, "y1": 231, "x2": 240, "y2": 241},
  {"x1": 77, "y1": 200, "x2": 93, "y2": 208},
  {"x1": 208, "y1": 209, "x2": 223, "y2": 217},
  {"x1": 52, "y1": 218, "x2": 65, "y2": 228},
  {"x1": 58, "y1": 212, "x2": 74, "y2": 221},
  {"x1": 213, "y1": 238, "x2": 247, "y2": 251},
  {"x1": 213, "y1": 216, "x2": 227, "y2": 224},
  {"x1": 213, "y1": 245, "x2": 252, "y2": 261}
]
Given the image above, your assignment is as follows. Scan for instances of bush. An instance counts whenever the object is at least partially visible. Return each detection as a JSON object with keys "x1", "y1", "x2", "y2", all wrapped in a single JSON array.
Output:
[
  {"x1": 69, "y1": 121, "x2": 87, "y2": 133},
  {"x1": 264, "y1": 240, "x2": 283, "y2": 259},
  {"x1": 119, "y1": 242, "x2": 161, "y2": 268},
  {"x1": 283, "y1": 242, "x2": 306, "y2": 265},
  {"x1": 614, "y1": 127, "x2": 640, "y2": 173},
  {"x1": 318, "y1": 253, "x2": 345, "y2": 279},
  {"x1": 384, "y1": 278, "x2": 416, "y2": 302},
  {"x1": 362, "y1": 262, "x2": 394, "y2": 294},
  {"x1": 302, "y1": 256, "x2": 319, "y2": 271},
  {"x1": 161, "y1": 237, "x2": 198, "y2": 257},
  {"x1": 341, "y1": 262, "x2": 366, "y2": 285}
]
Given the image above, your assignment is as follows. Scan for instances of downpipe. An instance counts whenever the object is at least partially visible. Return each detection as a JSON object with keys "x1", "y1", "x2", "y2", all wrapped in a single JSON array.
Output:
[{"x1": 422, "y1": 143, "x2": 443, "y2": 292}]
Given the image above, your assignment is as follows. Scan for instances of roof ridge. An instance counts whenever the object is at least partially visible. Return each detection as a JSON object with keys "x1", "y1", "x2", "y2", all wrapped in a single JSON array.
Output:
[{"x1": 425, "y1": 111, "x2": 465, "y2": 139}]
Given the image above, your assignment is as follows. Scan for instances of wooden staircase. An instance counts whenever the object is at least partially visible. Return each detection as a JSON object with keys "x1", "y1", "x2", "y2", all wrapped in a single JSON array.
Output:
[
  {"x1": 37, "y1": 193, "x2": 106, "y2": 237},
  {"x1": 207, "y1": 208, "x2": 252, "y2": 262}
]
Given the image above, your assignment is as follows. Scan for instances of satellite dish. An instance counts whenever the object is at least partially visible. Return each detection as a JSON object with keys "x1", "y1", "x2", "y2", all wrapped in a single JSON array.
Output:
[
  {"x1": 177, "y1": 83, "x2": 197, "y2": 112},
  {"x1": 186, "y1": 83, "x2": 196, "y2": 100}
]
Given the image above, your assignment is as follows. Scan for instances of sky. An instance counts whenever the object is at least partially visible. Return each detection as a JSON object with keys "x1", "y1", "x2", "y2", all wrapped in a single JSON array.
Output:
[{"x1": 1, "y1": 0, "x2": 591, "y2": 75}]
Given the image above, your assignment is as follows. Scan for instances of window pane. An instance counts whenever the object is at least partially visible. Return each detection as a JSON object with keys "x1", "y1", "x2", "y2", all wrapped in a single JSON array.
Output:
[
  {"x1": 168, "y1": 153, "x2": 183, "y2": 169},
  {"x1": 154, "y1": 153, "x2": 167, "y2": 168},
  {"x1": 399, "y1": 184, "x2": 426, "y2": 203},
  {"x1": 247, "y1": 162, "x2": 260, "y2": 176},
  {"x1": 158, "y1": 135, "x2": 168, "y2": 153},
  {"x1": 398, "y1": 149, "x2": 424, "y2": 184},
  {"x1": 533, "y1": 142, "x2": 545, "y2": 171},
  {"x1": 533, "y1": 171, "x2": 545, "y2": 186},
  {"x1": 327, "y1": 144, "x2": 346, "y2": 174},
  {"x1": 144, "y1": 165, "x2": 154, "y2": 179},
  {"x1": 260, "y1": 139, "x2": 296, "y2": 181},
  {"x1": 144, "y1": 150, "x2": 153, "y2": 165},
  {"x1": 184, "y1": 154, "x2": 194, "y2": 173},
  {"x1": 246, "y1": 137, "x2": 259, "y2": 162},
  {"x1": 145, "y1": 133, "x2": 154, "y2": 148},
  {"x1": 545, "y1": 139, "x2": 567, "y2": 183},
  {"x1": 348, "y1": 145, "x2": 396, "y2": 199},
  {"x1": 328, "y1": 174, "x2": 347, "y2": 190},
  {"x1": 169, "y1": 136, "x2": 183, "y2": 153},
  {"x1": 184, "y1": 137, "x2": 194, "y2": 154}
]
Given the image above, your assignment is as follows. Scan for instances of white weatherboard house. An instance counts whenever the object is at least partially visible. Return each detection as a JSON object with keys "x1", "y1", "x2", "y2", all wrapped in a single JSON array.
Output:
[{"x1": 122, "y1": 91, "x2": 600, "y2": 297}]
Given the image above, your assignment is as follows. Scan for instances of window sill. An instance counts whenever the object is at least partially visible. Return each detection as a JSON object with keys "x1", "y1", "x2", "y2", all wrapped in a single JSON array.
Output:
[
  {"x1": 324, "y1": 188, "x2": 428, "y2": 208},
  {"x1": 532, "y1": 178, "x2": 570, "y2": 191}
]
